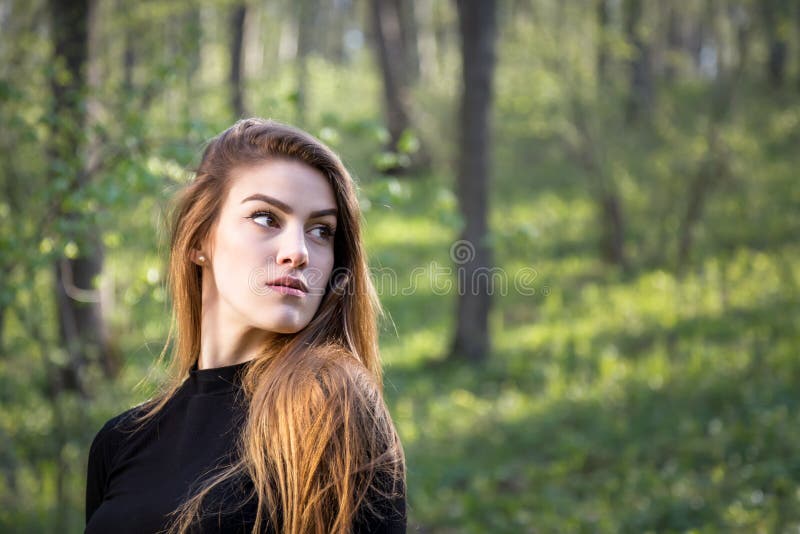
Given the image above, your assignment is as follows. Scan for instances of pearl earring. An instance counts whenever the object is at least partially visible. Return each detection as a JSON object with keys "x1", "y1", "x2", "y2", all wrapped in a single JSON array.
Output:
[{"x1": 198, "y1": 255, "x2": 206, "y2": 264}]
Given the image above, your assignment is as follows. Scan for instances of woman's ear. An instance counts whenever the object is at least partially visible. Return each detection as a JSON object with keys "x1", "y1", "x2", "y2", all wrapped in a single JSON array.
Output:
[{"x1": 191, "y1": 249, "x2": 208, "y2": 266}]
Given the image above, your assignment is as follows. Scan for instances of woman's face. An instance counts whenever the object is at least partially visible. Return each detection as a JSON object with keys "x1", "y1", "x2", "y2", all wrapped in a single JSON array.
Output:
[{"x1": 198, "y1": 158, "x2": 337, "y2": 336}]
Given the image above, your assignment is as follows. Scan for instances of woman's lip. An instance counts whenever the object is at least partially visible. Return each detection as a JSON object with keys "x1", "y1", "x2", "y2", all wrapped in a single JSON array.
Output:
[{"x1": 266, "y1": 284, "x2": 306, "y2": 297}]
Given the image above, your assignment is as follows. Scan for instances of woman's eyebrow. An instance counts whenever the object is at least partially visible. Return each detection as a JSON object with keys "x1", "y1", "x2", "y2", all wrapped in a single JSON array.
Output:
[{"x1": 241, "y1": 193, "x2": 337, "y2": 218}]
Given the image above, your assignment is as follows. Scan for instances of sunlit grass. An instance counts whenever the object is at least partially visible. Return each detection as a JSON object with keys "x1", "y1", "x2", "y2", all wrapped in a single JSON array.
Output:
[{"x1": 363, "y1": 166, "x2": 800, "y2": 531}]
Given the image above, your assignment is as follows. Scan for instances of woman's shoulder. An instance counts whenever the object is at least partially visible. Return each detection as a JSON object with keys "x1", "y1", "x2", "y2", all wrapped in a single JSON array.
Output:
[
  {"x1": 88, "y1": 402, "x2": 150, "y2": 461},
  {"x1": 89, "y1": 379, "x2": 192, "y2": 458}
]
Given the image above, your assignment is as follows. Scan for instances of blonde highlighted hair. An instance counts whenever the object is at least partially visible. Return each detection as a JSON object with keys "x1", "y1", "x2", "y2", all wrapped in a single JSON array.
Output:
[{"x1": 132, "y1": 118, "x2": 404, "y2": 533}]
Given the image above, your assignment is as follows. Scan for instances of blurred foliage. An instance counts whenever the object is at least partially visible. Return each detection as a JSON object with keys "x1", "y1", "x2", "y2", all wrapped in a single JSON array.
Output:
[{"x1": 1, "y1": 0, "x2": 800, "y2": 532}]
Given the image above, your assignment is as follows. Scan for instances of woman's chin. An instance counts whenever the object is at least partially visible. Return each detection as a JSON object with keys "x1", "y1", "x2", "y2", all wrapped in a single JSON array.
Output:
[{"x1": 255, "y1": 317, "x2": 310, "y2": 335}]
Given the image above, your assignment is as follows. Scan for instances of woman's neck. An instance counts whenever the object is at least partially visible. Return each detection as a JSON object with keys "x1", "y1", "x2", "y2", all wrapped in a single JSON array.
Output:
[{"x1": 198, "y1": 310, "x2": 273, "y2": 370}]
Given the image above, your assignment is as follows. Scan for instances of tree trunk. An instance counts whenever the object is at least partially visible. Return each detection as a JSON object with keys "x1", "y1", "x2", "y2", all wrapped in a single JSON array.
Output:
[
  {"x1": 762, "y1": 0, "x2": 788, "y2": 88},
  {"x1": 767, "y1": 39, "x2": 787, "y2": 88},
  {"x1": 0, "y1": 292, "x2": 5, "y2": 356},
  {"x1": 371, "y1": 0, "x2": 412, "y2": 151},
  {"x1": 0, "y1": 426, "x2": 17, "y2": 498},
  {"x1": 624, "y1": 0, "x2": 654, "y2": 124},
  {"x1": 688, "y1": 16, "x2": 706, "y2": 76},
  {"x1": 397, "y1": 0, "x2": 421, "y2": 84},
  {"x1": 370, "y1": 0, "x2": 431, "y2": 172},
  {"x1": 676, "y1": 1, "x2": 736, "y2": 273},
  {"x1": 567, "y1": 100, "x2": 629, "y2": 270},
  {"x1": 449, "y1": 0, "x2": 497, "y2": 364},
  {"x1": 230, "y1": 3, "x2": 247, "y2": 118},
  {"x1": 48, "y1": 0, "x2": 111, "y2": 394},
  {"x1": 677, "y1": 127, "x2": 728, "y2": 270},
  {"x1": 415, "y1": 0, "x2": 438, "y2": 81},
  {"x1": 123, "y1": 21, "x2": 135, "y2": 93},
  {"x1": 182, "y1": 5, "x2": 202, "y2": 132},
  {"x1": 294, "y1": 0, "x2": 316, "y2": 126},
  {"x1": 47, "y1": 3, "x2": 102, "y2": 527},
  {"x1": 596, "y1": 0, "x2": 610, "y2": 85},
  {"x1": 600, "y1": 192, "x2": 627, "y2": 267},
  {"x1": 322, "y1": 0, "x2": 346, "y2": 63},
  {"x1": 731, "y1": 2, "x2": 752, "y2": 79},
  {"x1": 664, "y1": 2, "x2": 682, "y2": 82},
  {"x1": 589, "y1": 2, "x2": 629, "y2": 270}
]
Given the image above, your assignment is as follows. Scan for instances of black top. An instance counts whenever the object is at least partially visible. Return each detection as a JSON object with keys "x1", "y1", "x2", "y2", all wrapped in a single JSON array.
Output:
[{"x1": 85, "y1": 360, "x2": 406, "y2": 533}]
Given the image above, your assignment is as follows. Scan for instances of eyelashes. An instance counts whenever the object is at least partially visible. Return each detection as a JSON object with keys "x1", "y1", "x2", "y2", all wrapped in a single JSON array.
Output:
[
  {"x1": 247, "y1": 210, "x2": 277, "y2": 227},
  {"x1": 308, "y1": 221, "x2": 337, "y2": 240},
  {"x1": 246, "y1": 210, "x2": 336, "y2": 240}
]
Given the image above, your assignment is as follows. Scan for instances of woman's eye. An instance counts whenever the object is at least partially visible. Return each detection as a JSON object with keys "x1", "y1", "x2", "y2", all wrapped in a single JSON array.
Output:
[
  {"x1": 310, "y1": 225, "x2": 336, "y2": 240},
  {"x1": 248, "y1": 210, "x2": 277, "y2": 228}
]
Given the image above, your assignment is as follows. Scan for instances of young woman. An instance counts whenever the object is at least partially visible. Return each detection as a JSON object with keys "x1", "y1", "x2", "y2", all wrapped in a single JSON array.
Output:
[{"x1": 84, "y1": 118, "x2": 406, "y2": 533}]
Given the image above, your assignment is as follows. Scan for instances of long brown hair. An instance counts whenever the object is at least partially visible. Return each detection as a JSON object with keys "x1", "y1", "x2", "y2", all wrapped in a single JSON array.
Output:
[{"x1": 132, "y1": 118, "x2": 404, "y2": 533}]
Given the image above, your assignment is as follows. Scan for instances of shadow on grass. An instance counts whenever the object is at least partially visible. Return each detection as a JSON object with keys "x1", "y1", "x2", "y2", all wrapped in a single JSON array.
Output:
[
  {"x1": 392, "y1": 341, "x2": 800, "y2": 533},
  {"x1": 578, "y1": 296, "x2": 798, "y2": 366}
]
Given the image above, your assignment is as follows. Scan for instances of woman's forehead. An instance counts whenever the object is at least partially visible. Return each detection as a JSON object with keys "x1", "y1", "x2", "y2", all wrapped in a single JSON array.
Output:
[{"x1": 228, "y1": 160, "x2": 337, "y2": 211}]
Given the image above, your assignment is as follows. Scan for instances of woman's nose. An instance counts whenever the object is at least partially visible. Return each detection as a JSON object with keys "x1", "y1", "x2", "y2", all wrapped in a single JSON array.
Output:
[{"x1": 275, "y1": 225, "x2": 308, "y2": 268}]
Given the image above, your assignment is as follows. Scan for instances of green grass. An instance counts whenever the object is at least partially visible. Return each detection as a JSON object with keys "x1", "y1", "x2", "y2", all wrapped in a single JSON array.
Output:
[
  {"x1": 362, "y1": 153, "x2": 800, "y2": 532},
  {"x1": 376, "y1": 230, "x2": 799, "y2": 532}
]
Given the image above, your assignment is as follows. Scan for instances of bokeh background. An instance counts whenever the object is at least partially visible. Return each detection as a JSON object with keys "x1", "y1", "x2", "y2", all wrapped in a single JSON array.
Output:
[{"x1": 1, "y1": 0, "x2": 800, "y2": 532}]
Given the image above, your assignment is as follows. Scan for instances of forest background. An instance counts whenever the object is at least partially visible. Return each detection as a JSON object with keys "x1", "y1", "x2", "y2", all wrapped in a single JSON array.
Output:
[{"x1": 1, "y1": 0, "x2": 799, "y2": 532}]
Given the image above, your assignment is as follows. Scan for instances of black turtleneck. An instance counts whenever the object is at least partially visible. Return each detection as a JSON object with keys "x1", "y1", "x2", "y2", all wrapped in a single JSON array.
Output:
[{"x1": 84, "y1": 360, "x2": 406, "y2": 533}]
